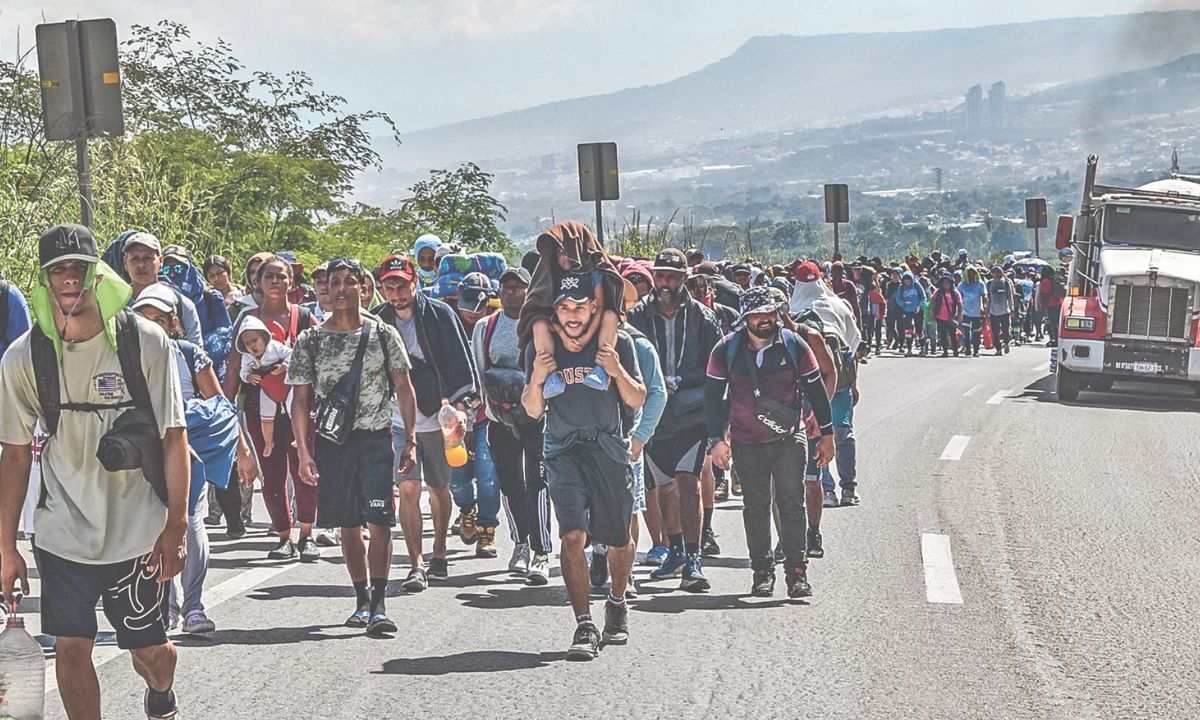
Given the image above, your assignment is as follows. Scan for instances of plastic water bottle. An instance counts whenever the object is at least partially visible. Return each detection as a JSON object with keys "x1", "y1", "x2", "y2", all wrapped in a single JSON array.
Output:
[
  {"x1": 0, "y1": 595, "x2": 45, "y2": 720},
  {"x1": 438, "y1": 400, "x2": 469, "y2": 468}
]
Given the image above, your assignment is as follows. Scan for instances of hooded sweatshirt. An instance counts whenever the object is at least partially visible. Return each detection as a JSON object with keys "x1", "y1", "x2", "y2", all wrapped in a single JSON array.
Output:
[
  {"x1": 413, "y1": 235, "x2": 443, "y2": 288},
  {"x1": 789, "y1": 278, "x2": 862, "y2": 351},
  {"x1": 892, "y1": 273, "x2": 926, "y2": 314},
  {"x1": 163, "y1": 257, "x2": 233, "y2": 374}
]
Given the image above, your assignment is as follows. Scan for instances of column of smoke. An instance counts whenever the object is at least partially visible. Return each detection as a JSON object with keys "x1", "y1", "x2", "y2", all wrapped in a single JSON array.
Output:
[{"x1": 1081, "y1": 2, "x2": 1200, "y2": 158}]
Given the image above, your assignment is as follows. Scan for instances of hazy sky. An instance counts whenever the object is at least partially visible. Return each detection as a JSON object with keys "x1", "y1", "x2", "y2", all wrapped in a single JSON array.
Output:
[{"x1": 4, "y1": 0, "x2": 1195, "y2": 130}]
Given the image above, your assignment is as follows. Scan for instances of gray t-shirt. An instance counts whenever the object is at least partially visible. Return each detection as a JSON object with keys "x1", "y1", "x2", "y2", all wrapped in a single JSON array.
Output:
[
  {"x1": 524, "y1": 332, "x2": 641, "y2": 465},
  {"x1": 987, "y1": 278, "x2": 1015, "y2": 316},
  {"x1": 287, "y1": 318, "x2": 410, "y2": 432},
  {"x1": 0, "y1": 317, "x2": 186, "y2": 564},
  {"x1": 472, "y1": 312, "x2": 520, "y2": 424}
]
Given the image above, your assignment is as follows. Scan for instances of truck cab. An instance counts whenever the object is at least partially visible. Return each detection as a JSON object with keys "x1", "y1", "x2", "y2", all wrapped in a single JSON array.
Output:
[{"x1": 1056, "y1": 155, "x2": 1200, "y2": 401}]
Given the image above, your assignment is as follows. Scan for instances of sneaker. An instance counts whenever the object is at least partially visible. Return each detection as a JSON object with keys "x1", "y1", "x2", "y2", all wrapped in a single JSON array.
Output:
[
  {"x1": 203, "y1": 512, "x2": 221, "y2": 527},
  {"x1": 680, "y1": 555, "x2": 711, "y2": 593},
  {"x1": 367, "y1": 612, "x2": 398, "y2": 636},
  {"x1": 589, "y1": 551, "x2": 610, "y2": 589},
  {"x1": 428, "y1": 556, "x2": 449, "y2": 580},
  {"x1": 714, "y1": 481, "x2": 729, "y2": 503},
  {"x1": 182, "y1": 610, "x2": 215, "y2": 635},
  {"x1": 566, "y1": 621, "x2": 601, "y2": 661},
  {"x1": 475, "y1": 527, "x2": 498, "y2": 558},
  {"x1": 459, "y1": 506, "x2": 479, "y2": 545},
  {"x1": 701, "y1": 527, "x2": 721, "y2": 558},
  {"x1": 642, "y1": 545, "x2": 670, "y2": 567},
  {"x1": 731, "y1": 479, "x2": 743, "y2": 496},
  {"x1": 822, "y1": 489, "x2": 839, "y2": 508},
  {"x1": 225, "y1": 525, "x2": 247, "y2": 540},
  {"x1": 624, "y1": 574, "x2": 638, "y2": 600},
  {"x1": 785, "y1": 566, "x2": 813, "y2": 598},
  {"x1": 773, "y1": 542, "x2": 785, "y2": 564},
  {"x1": 750, "y1": 570, "x2": 776, "y2": 597},
  {"x1": 267, "y1": 538, "x2": 296, "y2": 560},
  {"x1": 583, "y1": 365, "x2": 610, "y2": 390},
  {"x1": 400, "y1": 567, "x2": 428, "y2": 593},
  {"x1": 649, "y1": 548, "x2": 686, "y2": 579},
  {"x1": 526, "y1": 553, "x2": 550, "y2": 586},
  {"x1": 165, "y1": 611, "x2": 180, "y2": 632},
  {"x1": 807, "y1": 527, "x2": 824, "y2": 559},
  {"x1": 314, "y1": 528, "x2": 340, "y2": 546},
  {"x1": 840, "y1": 488, "x2": 861, "y2": 506},
  {"x1": 542, "y1": 372, "x2": 566, "y2": 399},
  {"x1": 297, "y1": 536, "x2": 321, "y2": 563},
  {"x1": 144, "y1": 687, "x2": 180, "y2": 719},
  {"x1": 509, "y1": 542, "x2": 531, "y2": 575},
  {"x1": 602, "y1": 601, "x2": 629, "y2": 645},
  {"x1": 346, "y1": 605, "x2": 370, "y2": 628}
]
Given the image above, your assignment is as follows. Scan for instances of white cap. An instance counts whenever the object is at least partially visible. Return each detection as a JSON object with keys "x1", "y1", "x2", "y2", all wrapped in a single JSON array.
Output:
[
  {"x1": 124, "y1": 232, "x2": 162, "y2": 254},
  {"x1": 132, "y1": 283, "x2": 177, "y2": 314}
]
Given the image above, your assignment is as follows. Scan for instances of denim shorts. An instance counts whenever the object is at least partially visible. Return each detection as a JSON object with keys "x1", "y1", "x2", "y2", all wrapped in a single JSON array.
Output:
[{"x1": 631, "y1": 456, "x2": 647, "y2": 514}]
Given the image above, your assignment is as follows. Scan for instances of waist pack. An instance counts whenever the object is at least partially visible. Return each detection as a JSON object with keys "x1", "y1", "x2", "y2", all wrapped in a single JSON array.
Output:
[{"x1": 661, "y1": 385, "x2": 706, "y2": 434}]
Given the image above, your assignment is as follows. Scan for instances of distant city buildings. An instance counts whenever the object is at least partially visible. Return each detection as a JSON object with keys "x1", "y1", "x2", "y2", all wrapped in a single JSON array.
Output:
[{"x1": 964, "y1": 81, "x2": 1005, "y2": 134}]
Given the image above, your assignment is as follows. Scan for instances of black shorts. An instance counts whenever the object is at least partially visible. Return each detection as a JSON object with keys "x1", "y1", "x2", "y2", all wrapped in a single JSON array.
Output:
[
  {"x1": 645, "y1": 428, "x2": 706, "y2": 489},
  {"x1": 545, "y1": 441, "x2": 634, "y2": 547},
  {"x1": 34, "y1": 545, "x2": 168, "y2": 650},
  {"x1": 315, "y1": 429, "x2": 397, "y2": 529}
]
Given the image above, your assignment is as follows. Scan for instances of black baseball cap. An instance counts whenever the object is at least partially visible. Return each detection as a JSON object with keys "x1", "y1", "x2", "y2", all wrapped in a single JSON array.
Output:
[
  {"x1": 652, "y1": 248, "x2": 689, "y2": 274},
  {"x1": 39, "y1": 224, "x2": 98, "y2": 269},
  {"x1": 554, "y1": 271, "x2": 594, "y2": 304}
]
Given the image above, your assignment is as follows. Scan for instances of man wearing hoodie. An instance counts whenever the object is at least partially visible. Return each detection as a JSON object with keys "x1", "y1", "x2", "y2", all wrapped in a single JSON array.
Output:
[{"x1": 1, "y1": 225, "x2": 189, "y2": 720}]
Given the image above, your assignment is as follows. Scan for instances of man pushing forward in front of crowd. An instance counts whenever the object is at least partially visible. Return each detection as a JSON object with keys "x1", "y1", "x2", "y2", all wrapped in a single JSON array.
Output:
[{"x1": 522, "y1": 272, "x2": 646, "y2": 661}]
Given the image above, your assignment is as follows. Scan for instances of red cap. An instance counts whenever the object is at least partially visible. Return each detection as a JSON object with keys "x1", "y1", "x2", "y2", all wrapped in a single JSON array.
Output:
[
  {"x1": 379, "y1": 254, "x2": 417, "y2": 282},
  {"x1": 793, "y1": 260, "x2": 821, "y2": 283}
]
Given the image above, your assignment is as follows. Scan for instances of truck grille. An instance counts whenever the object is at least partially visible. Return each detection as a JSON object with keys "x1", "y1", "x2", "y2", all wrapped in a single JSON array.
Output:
[{"x1": 1110, "y1": 284, "x2": 1191, "y2": 341}]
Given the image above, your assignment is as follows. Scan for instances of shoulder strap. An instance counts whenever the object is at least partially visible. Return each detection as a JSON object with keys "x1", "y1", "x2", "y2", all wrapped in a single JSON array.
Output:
[
  {"x1": 375, "y1": 318, "x2": 394, "y2": 394},
  {"x1": 179, "y1": 341, "x2": 200, "y2": 391},
  {"x1": 724, "y1": 328, "x2": 745, "y2": 375},
  {"x1": 115, "y1": 309, "x2": 153, "y2": 414},
  {"x1": 482, "y1": 312, "x2": 501, "y2": 371},
  {"x1": 31, "y1": 326, "x2": 60, "y2": 435},
  {"x1": 288, "y1": 303, "x2": 300, "y2": 341},
  {"x1": 780, "y1": 330, "x2": 800, "y2": 372}
]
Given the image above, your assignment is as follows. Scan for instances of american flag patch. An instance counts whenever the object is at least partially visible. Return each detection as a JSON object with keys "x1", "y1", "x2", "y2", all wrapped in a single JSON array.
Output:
[{"x1": 95, "y1": 373, "x2": 125, "y2": 400}]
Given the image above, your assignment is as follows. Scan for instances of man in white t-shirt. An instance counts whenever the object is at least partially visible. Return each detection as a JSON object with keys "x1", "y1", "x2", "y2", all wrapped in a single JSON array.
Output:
[{"x1": 0, "y1": 224, "x2": 189, "y2": 720}]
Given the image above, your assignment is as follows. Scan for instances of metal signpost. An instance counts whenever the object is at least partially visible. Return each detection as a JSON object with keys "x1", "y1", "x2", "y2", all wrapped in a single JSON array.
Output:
[
  {"x1": 824, "y1": 183, "x2": 850, "y2": 256},
  {"x1": 35, "y1": 18, "x2": 124, "y2": 228},
  {"x1": 1025, "y1": 197, "x2": 1048, "y2": 256},
  {"x1": 578, "y1": 142, "x2": 619, "y2": 247}
]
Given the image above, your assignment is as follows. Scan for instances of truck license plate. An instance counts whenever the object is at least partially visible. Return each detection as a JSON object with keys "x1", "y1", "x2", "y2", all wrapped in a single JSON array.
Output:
[{"x1": 1132, "y1": 361, "x2": 1161, "y2": 374}]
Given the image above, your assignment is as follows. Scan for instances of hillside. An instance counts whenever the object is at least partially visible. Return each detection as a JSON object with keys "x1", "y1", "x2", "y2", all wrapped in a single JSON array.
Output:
[{"x1": 391, "y1": 10, "x2": 1200, "y2": 170}]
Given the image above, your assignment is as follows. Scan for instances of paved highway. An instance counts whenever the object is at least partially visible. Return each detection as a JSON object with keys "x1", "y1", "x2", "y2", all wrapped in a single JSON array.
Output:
[{"x1": 17, "y1": 343, "x2": 1199, "y2": 719}]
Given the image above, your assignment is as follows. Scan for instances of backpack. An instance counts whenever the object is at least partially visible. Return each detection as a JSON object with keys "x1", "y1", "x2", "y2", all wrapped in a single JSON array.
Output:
[
  {"x1": 0, "y1": 277, "x2": 9, "y2": 344},
  {"x1": 793, "y1": 309, "x2": 855, "y2": 394},
  {"x1": 1051, "y1": 277, "x2": 1067, "y2": 301},
  {"x1": 480, "y1": 312, "x2": 535, "y2": 432}
]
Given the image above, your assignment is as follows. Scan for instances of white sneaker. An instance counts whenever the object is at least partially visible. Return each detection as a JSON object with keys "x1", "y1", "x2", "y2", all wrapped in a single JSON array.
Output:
[
  {"x1": 315, "y1": 528, "x2": 341, "y2": 547},
  {"x1": 509, "y1": 542, "x2": 531, "y2": 574},
  {"x1": 526, "y1": 553, "x2": 550, "y2": 586}
]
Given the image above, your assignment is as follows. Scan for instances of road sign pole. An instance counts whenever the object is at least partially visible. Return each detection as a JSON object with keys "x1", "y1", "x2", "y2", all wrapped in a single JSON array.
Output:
[
  {"x1": 833, "y1": 221, "x2": 840, "y2": 257},
  {"x1": 63, "y1": 20, "x2": 94, "y2": 227},
  {"x1": 1034, "y1": 227, "x2": 1040, "y2": 257},
  {"x1": 592, "y1": 144, "x2": 604, "y2": 248}
]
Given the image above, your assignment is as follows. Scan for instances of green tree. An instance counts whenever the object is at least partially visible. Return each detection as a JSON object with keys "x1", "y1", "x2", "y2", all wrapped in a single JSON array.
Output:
[{"x1": 402, "y1": 163, "x2": 512, "y2": 254}]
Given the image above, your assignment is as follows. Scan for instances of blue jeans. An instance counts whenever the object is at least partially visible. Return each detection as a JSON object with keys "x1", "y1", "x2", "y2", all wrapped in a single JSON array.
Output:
[
  {"x1": 820, "y1": 425, "x2": 857, "y2": 492},
  {"x1": 450, "y1": 420, "x2": 502, "y2": 528}
]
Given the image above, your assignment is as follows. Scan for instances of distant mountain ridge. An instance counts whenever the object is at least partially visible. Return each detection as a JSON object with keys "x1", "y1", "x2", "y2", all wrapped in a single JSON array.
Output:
[{"x1": 393, "y1": 11, "x2": 1200, "y2": 168}]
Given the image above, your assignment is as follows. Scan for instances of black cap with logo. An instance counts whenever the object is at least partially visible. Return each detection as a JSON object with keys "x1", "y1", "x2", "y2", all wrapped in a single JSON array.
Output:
[
  {"x1": 554, "y1": 271, "x2": 594, "y2": 304},
  {"x1": 39, "y1": 224, "x2": 98, "y2": 269},
  {"x1": 652, "y1": 248, "x2": 689, "y2": 274}
]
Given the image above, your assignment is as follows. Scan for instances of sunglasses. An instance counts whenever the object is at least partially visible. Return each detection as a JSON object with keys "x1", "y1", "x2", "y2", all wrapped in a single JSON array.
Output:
[{"x1": 164, "y1": 263, "x2": 187, "y2": 276}]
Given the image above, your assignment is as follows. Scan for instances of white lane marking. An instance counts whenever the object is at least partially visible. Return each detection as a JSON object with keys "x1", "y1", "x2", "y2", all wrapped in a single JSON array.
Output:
[
  {"x1": 986, "y1": 390, "x2": 1008, "y2": 405},
  {"x1": 963, "y1": 384, "x2": 981, "y2": 397},
  {"x1": 940, "y1": 435, "x2": 970, "y2": 461},
  {"x1": 46, "y1": 563, "x2": 297, "y2": 694},
  {"x1": 1032, "y1": 362, "x2": 1051, "y2": 373},
  {"x1": 921, "y1": 533, "x2": 964, "y2": 604}
]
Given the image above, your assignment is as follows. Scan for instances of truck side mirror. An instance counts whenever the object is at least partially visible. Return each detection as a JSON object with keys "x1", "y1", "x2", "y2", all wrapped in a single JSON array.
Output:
[{"x1": 1055, "y1": 214, "x2": 1074, "y2": 250}]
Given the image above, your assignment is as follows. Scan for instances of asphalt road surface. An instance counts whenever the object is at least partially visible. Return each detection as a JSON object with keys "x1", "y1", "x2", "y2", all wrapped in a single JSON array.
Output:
[{"x1": 14, "y1": 342, "x2": 1200, "y2": 719}]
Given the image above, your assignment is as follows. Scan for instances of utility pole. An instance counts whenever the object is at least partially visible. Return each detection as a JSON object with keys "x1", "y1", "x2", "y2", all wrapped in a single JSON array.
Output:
[{"x1": 933, "y1": 167, "x2": 944, "y2": 194}]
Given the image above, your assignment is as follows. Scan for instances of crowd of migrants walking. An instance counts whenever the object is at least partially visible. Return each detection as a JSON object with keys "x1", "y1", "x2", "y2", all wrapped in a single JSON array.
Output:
[{"x1": 0, "y1": 222, "x2": 1070, "y2": 716}]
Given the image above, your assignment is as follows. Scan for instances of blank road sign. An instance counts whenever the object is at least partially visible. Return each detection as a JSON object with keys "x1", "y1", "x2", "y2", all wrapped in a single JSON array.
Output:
[
  {"x1": 36, "y1": 18, "x2": 124, "y2": 140},
  {"x1": 1025, "y1": 198, "x2": 1048, "y2": 229},
  {"x1": 824, "y1": 183, "x2": 849, "y2": 224},
  {"x1": 578, "y1": 142, "x2": 619, "y2": 202}
]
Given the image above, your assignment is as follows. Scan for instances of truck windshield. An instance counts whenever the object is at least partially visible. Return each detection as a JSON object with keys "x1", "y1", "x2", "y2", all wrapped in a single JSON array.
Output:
[{"x1": 1104, "y1": 204, "x2": 1200, "y2": 253}]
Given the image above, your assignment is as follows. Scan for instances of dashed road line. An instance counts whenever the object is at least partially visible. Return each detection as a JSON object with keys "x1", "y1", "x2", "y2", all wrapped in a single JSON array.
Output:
[
  {"x1": 921, "y1": 533, "x2": 964, "y2": 604},
  {"x1": 986, "y1": 390, "x2": 1008, "y2": 405},
  {"x1": 940, "y1": 435, "x2": 970, "y2": 461},
  {"x1": 1032, "y1": 362, "x2": 1051, "y2": 373},
  {"x1": 963, "y1": 384, "x2": 981, "y2": 397}
]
